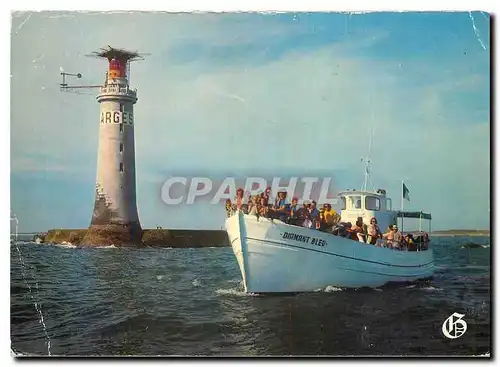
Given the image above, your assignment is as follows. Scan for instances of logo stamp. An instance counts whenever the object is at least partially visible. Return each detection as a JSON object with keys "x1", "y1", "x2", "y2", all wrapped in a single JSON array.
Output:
[{"x1": 442, "y1": 312, "x2": 467, "y2": 339}]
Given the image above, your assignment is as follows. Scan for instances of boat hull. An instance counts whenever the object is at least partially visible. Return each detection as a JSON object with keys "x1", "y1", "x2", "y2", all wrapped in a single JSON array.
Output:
[{"x1": 225, "y1": 211, "x2": 434, "y2": 293}]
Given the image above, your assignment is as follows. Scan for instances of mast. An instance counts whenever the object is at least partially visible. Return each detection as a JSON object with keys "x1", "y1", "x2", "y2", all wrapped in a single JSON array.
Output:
[
  {"x1": 401, "y1": 180, "x2": 404, "y2": 232},
  {"x1": 361, "y1": 124, "x2": 376, "y2": 192}
]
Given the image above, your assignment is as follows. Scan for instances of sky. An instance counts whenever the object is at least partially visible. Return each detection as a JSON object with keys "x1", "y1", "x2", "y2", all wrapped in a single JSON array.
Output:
[{"x1": 10, "y1": 11, "x2": 490, "y2": 232}]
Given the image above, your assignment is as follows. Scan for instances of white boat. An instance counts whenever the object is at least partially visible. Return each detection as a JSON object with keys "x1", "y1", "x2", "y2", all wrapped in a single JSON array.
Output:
[{"x1": 225, "y1": 188, "x2": 434, "y2": 293}]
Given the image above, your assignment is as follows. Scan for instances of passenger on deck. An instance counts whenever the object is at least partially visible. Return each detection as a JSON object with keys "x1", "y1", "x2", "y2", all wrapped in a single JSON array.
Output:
[
  {"x1": 322, "y1": 204, "x2": 338, "y2": 233},
  {"x1": 350, "y1": 217, "x2": 366, "y2": 242},
  {"x1": 404, "y1": 233, "x2": 414, "y2": 244},
  {"x1": 302, "y1": 210, "x2": 313, "y2": 228},
  {"x1": 404, "y1": 233, "x2": 416, "y2": 251},
  {"x1": 318, "y1": 209, "x2": 326, "y2": 230},
  {"x1": 225, "y1": 199, "x2": 233, "y2": 218},
  {"x1": 383, "y1": 225, "x2": 402, "y2": 249},
  {"x1": 258, "y1": 196, "x2": 269, "y2": 217},
  {"x1": 294, "y1": 203, "x2": 309, "y2": 226},
  {"x1": 344, "y1": 222, "x2": 353, "y2": 237},
  {"x1": 288, "y1": 197, "x2": 300, "y2": 225},
  {"x1": 290, "y1": 197, "x2": 299, "y2": 217},
  {"x1": 247, "y1": 195, "x2": 259, "y2": 216},
  {"x1": 309, "y1": 201, "x2": 320, "y2": 229},
  {"x1": 269, "y1": 191, "x2": 289, "y2": 221},
  {"x1": 261, "y1": 186, "x2": 271, "y2": 207},
  {"x1": 235, "y1": 188, "x2": 244, "y2": 210},
  {"x1": 332, "y1": 222, "x2": 351, "y2": 237},
  {"x1": 366, "y1": 217, "x2": 382, "y2": 245}
]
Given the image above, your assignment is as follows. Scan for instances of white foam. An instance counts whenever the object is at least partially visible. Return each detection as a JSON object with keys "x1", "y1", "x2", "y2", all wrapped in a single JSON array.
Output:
[
  {"x1": 94, "y1": 245, "x2": 117, "y2": 249},
  {"x1": 215, "y1": 288, "x2": 258, "y2": 297},
  {"x1": 12, "y1": 240, "x2": 32, "y2": 245},
  {"x1": 55, "y1": 243, "x2": 77, "y2": 249},
  {"x1": 422, "y1": 286, "x2": 443, "y2": 291},
  {"x1": 323, "y1": 285, "x2": 344, "y2": 292},
  {"x1": 156, "y1": 275, "x2": 164, "y2": 280},
  {"x1": 192, "y1": 279, "x2": 202, "y2": 287}
]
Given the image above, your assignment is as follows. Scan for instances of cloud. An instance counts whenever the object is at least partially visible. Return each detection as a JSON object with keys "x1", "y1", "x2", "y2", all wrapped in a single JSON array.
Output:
[{"x1": 10, "y1": 12, "x2": 490, "y2": 230}]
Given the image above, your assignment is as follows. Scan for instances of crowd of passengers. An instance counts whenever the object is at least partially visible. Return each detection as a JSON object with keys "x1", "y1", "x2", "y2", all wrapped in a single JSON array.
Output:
[{"x1": 225, "y1": 188, "x2": 429, "y2": 251}]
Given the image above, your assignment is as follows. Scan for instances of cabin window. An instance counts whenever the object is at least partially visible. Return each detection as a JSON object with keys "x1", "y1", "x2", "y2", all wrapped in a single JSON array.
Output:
[
  {"x1": 349, "y1": 196, "x2": 362, "y2": 209},
  {"x1": 365, "y1": 196, "x2": 381, "y2": 211},
  {"x1": 119, "y1": 143, "x2": 123, "y2": 152},
  {"x1": 340, "y1": 197, "x2": 346, "y2": 210},
  {"x1": 119, "y1": 162, "x2": 123, "y2": 172}
]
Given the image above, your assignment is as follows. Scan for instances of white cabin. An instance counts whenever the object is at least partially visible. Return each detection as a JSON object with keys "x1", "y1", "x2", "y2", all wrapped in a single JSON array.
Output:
[{"x1": 338, "y1": 189, "x2": 397, "y2": 232}]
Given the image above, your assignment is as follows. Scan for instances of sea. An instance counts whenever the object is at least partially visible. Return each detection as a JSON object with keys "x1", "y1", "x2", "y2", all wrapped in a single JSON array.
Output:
[{"x1": 10, "y1": 235, "x2": 490, "y2": 357}]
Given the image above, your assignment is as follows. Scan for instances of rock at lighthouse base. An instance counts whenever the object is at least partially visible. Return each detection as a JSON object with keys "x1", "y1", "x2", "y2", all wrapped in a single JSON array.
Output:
[{"x1": 82, "y1": 224, "x2": 144, "y2": 247}]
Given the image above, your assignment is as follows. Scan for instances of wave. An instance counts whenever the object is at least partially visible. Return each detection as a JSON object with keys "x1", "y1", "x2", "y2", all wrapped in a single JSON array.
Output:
[
  {"x1": 215, "y1": 288, "x2": 258, "y2": 297},
  {"x1": 421, "y1": 285, "x2": 443, "y2": 291},
  {"x1": 11, "y1": 240, "x2": 35, "y2": 246},
  {"x1": 312, "y1": 285, "x2": 346, "y2": 292},
  {"x1": 324, "y1": 285, "x2": 345, "y2": 292},
  {"x1": 93, "y1": 245, "x2": 117, "y2": 249},
  {"x1": 54, "y1": 242, "x2": 77, "y2": 249},
  {"x1": 460, "y1": 243, "x2": 490, "y2": 249}
]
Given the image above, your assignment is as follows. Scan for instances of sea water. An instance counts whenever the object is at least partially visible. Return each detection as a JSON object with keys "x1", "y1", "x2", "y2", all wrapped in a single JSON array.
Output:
[{"x1": 10, "y1": 236, "x2": 490, "y2": 356}]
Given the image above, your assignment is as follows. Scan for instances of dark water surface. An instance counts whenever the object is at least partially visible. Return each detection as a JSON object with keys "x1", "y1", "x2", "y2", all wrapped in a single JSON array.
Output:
[{"x1": 11, "y1": 236, "x2": 490, "y2": 356}]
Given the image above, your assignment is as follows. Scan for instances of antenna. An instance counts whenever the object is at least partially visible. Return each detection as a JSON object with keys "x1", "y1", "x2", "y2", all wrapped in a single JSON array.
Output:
[
  {"x1": 60, "y1": 46, "x2": 149, "y2": 94},
  {"x1": 60, "y1": 70, "x2": 102, "y2": 92},
  {"x1": 361, "y1": 107, "x2": 376, "y2": 191}
]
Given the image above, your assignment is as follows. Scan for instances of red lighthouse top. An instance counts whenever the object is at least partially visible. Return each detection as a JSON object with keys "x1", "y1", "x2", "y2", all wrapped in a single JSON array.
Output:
[
  {"x1": 89, "y1": 46, "x2": 146, "y2": 80},
  {"x1": 108, "y1": 57, "x2": 125, "y2": 78}
]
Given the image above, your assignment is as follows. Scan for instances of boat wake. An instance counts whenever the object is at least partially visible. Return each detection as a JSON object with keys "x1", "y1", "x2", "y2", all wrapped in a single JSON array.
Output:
[{"x1": 215, "y1": 288, "x2": 259, "y2": 297}]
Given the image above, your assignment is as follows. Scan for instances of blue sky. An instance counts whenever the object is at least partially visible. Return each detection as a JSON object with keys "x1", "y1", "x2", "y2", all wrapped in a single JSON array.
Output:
[{"x1": 10, "y1": 11, "x2": 490, "y2": 231}]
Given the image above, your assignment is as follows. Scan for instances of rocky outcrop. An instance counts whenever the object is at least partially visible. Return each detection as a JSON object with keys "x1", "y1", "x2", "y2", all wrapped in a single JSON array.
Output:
[
  {"x1": 46, "y1": 229, "x2": 86, "y2": 244},
  {"x1": 81, "y1": 224, "x2": 144, "y2": 247},
  {"x1": 43, "y1": 228, "x2": 229, "y2": 248}
]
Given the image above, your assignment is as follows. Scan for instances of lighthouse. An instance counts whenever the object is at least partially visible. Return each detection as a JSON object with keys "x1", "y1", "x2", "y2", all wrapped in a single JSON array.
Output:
[{"x1": 82, "y1": 47, "x2": 144, "y2": 245}]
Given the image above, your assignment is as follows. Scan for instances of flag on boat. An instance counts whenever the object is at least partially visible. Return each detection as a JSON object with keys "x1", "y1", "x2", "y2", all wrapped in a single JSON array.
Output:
[{"x1": 403, "y1": 182, "x2": 410, "y2": 201}]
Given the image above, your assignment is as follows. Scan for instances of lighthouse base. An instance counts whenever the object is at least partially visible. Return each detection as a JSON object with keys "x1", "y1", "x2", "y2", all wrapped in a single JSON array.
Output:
[{"x1": 82, "y1": 223, "x2": 144, "y2": 247}]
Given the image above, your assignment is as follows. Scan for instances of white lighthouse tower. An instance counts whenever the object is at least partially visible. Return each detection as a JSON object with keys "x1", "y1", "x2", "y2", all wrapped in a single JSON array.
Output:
[{"x1": 83, "y1": 47, "x2": 144, "y2": 245}]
